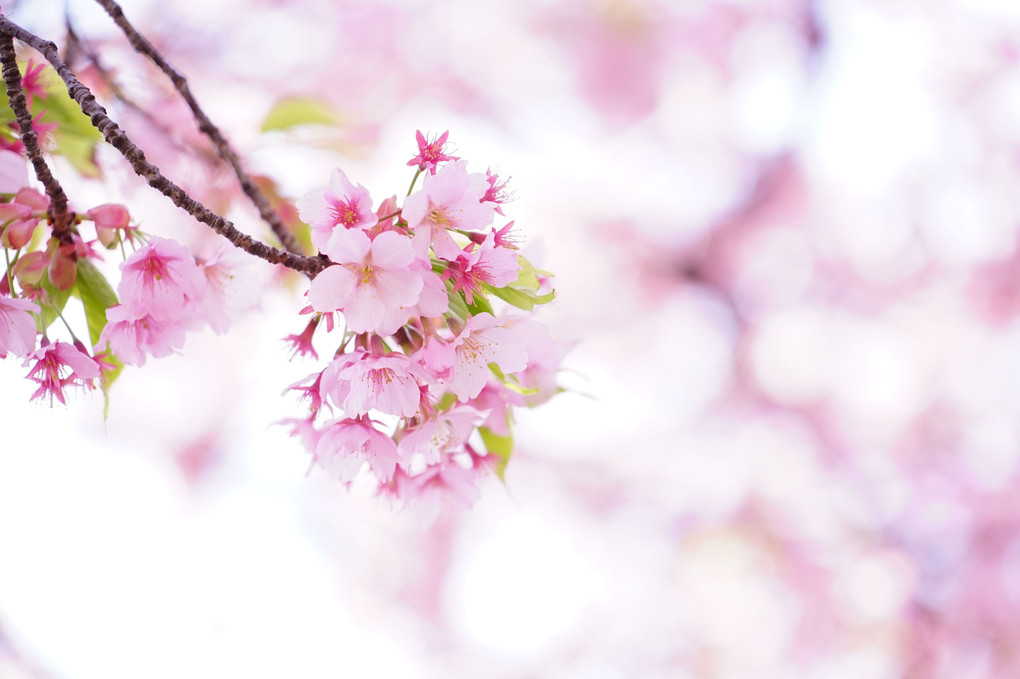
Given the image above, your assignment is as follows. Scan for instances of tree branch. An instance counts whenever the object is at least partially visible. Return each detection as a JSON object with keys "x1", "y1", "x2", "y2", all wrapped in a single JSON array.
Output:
[
  {"x1": 0, "y1": 35, "x2": 73, "y2": 244},
  {"x1": 0, "y1": 14, "x2": 327, "y2": 277},
  {"x1": 92, "y1": 0, "x2": 304, "y2": 256}
]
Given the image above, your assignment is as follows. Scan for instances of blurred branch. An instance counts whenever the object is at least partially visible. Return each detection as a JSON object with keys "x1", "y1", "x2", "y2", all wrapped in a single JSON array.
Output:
[
  {"x1": 92, "y1": 0, "x2": 304, "y2": 256},
  {"x1": 0, "y1": 14, "x2": 327, "y2": 276},
  {"x1": 0, "y1": 35, "x2": 73, "y2": 244}
]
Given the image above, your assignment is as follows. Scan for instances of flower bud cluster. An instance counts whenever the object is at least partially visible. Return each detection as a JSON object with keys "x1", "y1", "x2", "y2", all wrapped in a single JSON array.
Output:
[
  {"x1": 284, "y1": 131, "x2": 566, "y2": 521},
  {"x1": 0, "y1": 140, "x2": 242, "y2": 402}
]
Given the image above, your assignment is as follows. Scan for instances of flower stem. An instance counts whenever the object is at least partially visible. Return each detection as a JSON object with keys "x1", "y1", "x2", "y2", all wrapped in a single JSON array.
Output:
[{"x1": 406, "y1": 168, "x2": 422, "y2": 197}]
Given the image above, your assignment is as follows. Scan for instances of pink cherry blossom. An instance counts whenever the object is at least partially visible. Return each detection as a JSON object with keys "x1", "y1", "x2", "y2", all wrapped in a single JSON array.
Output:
[
  {"x1": 20, "y1": 59, "x2": 47, "y2": 108},
  {"x1": 398, "y1": 404, "x2": 486, "y2": 465},
  {"x1": 402, "y1": 161, "x2": 495, "y2": 260},
  {"x1": 377, "y1": 260, "x2": 448, "y2": 332},
  {"x1": 384, "y1": 458, "x2": 484, "y2": 524},
  {"x1": 481, "y1": 167, "x2": 512, "y2": 215},
  {"x1": 194, "y1": 244, "x2": 257, "y2": 334},
  {"x1": 406, "y1": 130, "x2": 459, "y2": 174},
  {"x1": 0, "y1": 149, "x2": 28, "y2": 193},
  {"x1": 97, "y1": 304, "x2": 189, "y2": 367},
  {"x1": 320, "y1": 348, "x2": 428, "y2": 418},
  {"x1": 118, "y1": 236, "x2": 206, "y2": 322},
  {"x1": 285, "y1": 370, "x2": 326, "y2": 418},
  {"x1": 306, "y1": 230, "x2": 423, "y2": 334},
  {"x1": 295, "y1": 168, "x2": 377, "y2": 257},
  {"x1": 440, "y1": 232, "x2": 520, "y2": 304},
  {"x1": 0, "y1": 294, "x2": 39, "y2": 358},
  {"x1": 316, "y1": 416, "x2": 398, "y2": 484},
  {"x1": 445, "y1": 312, "x2": 528, "y2": 401},
  {"x1": 507, "y1": 317, "x2": 572, "y2": 406},
  {"x1": 283, "y1": 316, "x2": 320, "y2": 361},
  {"x1": 23, "y1": 340, "x2": 101, "y2": 405}
]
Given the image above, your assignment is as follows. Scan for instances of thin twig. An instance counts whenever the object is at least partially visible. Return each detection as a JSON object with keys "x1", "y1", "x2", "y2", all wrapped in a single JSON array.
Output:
[
  {"x1": 0, "y1": 15, "x2": 327, "y2": 276},
  {"x1": 0, "y1": 35, "x2": 73, "y2": 243},
  {"x1": 93, "y1": 0, "x2": 304, "y2": 255}
]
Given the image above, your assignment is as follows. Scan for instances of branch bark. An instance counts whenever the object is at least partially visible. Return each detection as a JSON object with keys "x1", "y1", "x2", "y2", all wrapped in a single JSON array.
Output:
[
  {"x1": 0, "y1": 34, "x2": 73, "y2": 244},
  {"x1": 92, "y1": 0, "x2": 304, "y2": 256},
  {"x1": 0, "y1": 14, "x2": 327, "y2": 277}
]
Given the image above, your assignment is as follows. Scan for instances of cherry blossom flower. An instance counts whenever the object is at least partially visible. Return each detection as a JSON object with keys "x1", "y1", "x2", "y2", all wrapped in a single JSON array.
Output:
[
  {"x1": 0, "y1": 295, "x2": 39, "y2": 358},
  {"x1": 20, "y1": 59, "x2": 47, "y2": 108},
  {"x1": 194, "y1": 244, "x2": 258, "y2": 334},
  {"x1": 306, "y1": 230, "x2": 424, "y2": 334},
  {"x1": 320, "y1": 348, "x2": 428, "y2": 418},
  {"x1": 97, "y1": 305, "x2": 189, "y2": 367},
  {"x1": 441, "y1": 232, "x2": 520, "y2": 304},
  {"x1": 283, "y1": 316, "x2": 321, "y2": 361},
  {"x1": 398, "y1": 404, "x2": 486, "y2": 465},
  {"x1": 406, "y1": 130, "x2": 459, "y2": 174},
  {"x1": 427, "y1": 312, "x2": 529, "y2": 401},
  {"x1": 23, "y1": 340, "x2": 101, "y2": 405},
  {"x1": 316, "y1": 416, "x2": 398, "y2": 484},
  {"x1": 118, "y1": 236, "x2": 206, "y2": 322},
  {"x1": 402, "y1": 161, "x2": 495, "y2": 260},
  {"x1": 481, "y1": 167, "x2": 512, "y2": 215},
  {"x1": 384, "y1": 458, "x2": 484, "y2": 524},
  {"x1": 295, "y1": 168, "x2": 377, "y2": 258}
]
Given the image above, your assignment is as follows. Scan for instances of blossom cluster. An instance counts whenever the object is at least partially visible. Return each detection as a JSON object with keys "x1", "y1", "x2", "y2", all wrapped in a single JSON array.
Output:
[
  {"x1": 284, "y1": 131, "x2": 565, "y2": 520},
  {"x1": 0, "y1": 140, "x2": 243, "y2": 402}
]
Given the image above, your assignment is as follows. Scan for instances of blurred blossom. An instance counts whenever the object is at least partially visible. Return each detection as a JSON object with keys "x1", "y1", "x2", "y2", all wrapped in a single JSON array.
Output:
[{"x1": 4, "y1": 0, "x2": 1020, "y2": 678}]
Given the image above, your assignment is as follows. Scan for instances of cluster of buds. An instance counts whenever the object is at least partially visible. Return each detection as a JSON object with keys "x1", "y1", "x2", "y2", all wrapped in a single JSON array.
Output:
[
  {"x1": 284, "y1": 131, "x2": 565, "y2": 520},
  {"x1": 0, "y1": 150, "x2": 138, "y2": 403}
]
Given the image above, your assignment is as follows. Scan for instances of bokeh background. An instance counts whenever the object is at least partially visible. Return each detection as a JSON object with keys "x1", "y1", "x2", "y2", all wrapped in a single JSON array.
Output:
[{"x1": 4, "y1": 0, "x2": 1020, "y2": 676}]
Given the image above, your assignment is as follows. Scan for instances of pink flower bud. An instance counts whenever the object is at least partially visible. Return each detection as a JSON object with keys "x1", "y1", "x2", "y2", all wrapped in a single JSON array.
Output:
[
  {"x1": 1, "y1": 218, "x2": 37, "y2": 249},
  {"x1": 48, "y1": 247, "x2": 77, "y2": 290},
  {"x1": 86, "y1": 203, "x2": 130, "y2": 230},
  {"x1": 12, "y1": 250, "x2": 47, "y2": 287},
  {"x1": 13, "y1": 187, "x2": 48, "y2": 211}
]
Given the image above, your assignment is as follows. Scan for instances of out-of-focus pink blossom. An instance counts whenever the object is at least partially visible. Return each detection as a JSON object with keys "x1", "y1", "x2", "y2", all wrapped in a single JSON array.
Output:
[
  {"x1": 283, "y1": 316, "x2": 320, "y2": 361},
  {"x1": 0, "y1": 149, "x2": 28, "y2": 193},
  {"x1": 118, "y1": 236, "x2": 206, "y2": 322},
  {"x1": 385, "y1": 458, "x2": 484, "y2": 524},
  {"x1": 399, "y1": 404, "x2": 485, "y2": 465},
  {"x1": 316, "y1": 416, "x2": 398, "y2": 484},
  {"x1": 97, "y1": 305, "x2": 189, "y2": 367},
  {"x1": 0, "y1": 294, "x2": 38, "y2": 358}
]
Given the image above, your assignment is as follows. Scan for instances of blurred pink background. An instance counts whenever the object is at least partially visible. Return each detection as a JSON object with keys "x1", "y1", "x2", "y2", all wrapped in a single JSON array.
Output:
[{"x1": 4, "y1": 0, "x2": 1020, "y2": 677}]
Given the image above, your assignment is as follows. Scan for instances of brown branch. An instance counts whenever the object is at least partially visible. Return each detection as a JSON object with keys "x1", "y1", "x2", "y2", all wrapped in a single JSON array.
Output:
[
  {"x1": 0, "y1": 35, "x2": 73, "y2": 244},
  {"x1": 93, "y1": 0, "x2": 304, "y2": 256},
  {"x1": 0, "y1": 15, "x2": 327, "y2": 277}
]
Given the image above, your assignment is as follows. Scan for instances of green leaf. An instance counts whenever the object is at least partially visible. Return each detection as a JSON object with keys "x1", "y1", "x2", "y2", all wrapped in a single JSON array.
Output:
[
  {"x1": 483, "y1": 283, "x2": 555, "y2": 311},
  {"x1": 435, "y1": 392, "x2": 458, "y2": 413},
  {"x1": 38, "y1": 272, "x2": 72, "y2": 332},
  {"x1": 261, "y1": 97, "x2": 339, "y2": 132},
  {"x1": 513, "y1": 255, "x2": 542, "y2": 290},
  {"x1": 73, "y1": 259, "x2": 119, "y2": 346},
  {"x1": 98, "y1": 352, "x2": 125, "y2": 421},
  {"x1": 40, "y1": 68, "x2": 103, "y2": 178},
  {"x1": 444, "y1": 278, "x2": 470, "y2": 319},
  {"x1": 479, "y1": 426, "x2": 514, "y2": 480},
  {"x1": 465, "y1": 291, "x2": 493, "y2": 316}
]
